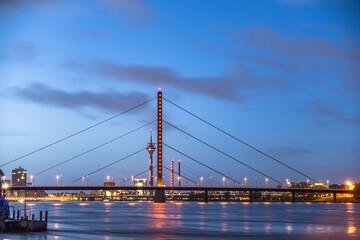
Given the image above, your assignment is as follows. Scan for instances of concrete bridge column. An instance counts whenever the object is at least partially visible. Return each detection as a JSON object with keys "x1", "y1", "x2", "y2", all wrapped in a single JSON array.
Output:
[
  {"x1": 249, "y1": 191, "x2": 253, "y2": 202},
  {"x1": 292, "y1": 192, "x2": 296, "y2": 202},
  {"x1": 204, "y1": 190, "x2": 208, "y2": 203},
  {"x1": 333, "y1": 192, "x2": 336, "y2": 202}
]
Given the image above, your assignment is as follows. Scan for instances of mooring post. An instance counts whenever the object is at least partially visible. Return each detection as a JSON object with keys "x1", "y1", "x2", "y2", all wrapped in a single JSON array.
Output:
[
  {"x1": 13, "y1": 209, "x2": 15, "y2": 219},
  {"x1": 45, "y1": 211, "x2": 48, "y2": 223},
  {"x1": 40, "y1": 211, "x2": 43, "y2": 221},
  {"x1": 333, "y1": 192, "x2": 336, "y2": 202},
  {"x1": 17, "y1": 210, "x2": 20, "y2": 220},
  {"x1": 205, "y1": 190, "x2": 208, "y2": 203},
  {"x1": 249, "y1": 191, "x2": 253, "y2": 202},
  {"x1": 292, "y1": 192, "x2": 296, "y2": 202},
  {"x1": 32, "y1": 214, "x2": 35, "y2": 221}
]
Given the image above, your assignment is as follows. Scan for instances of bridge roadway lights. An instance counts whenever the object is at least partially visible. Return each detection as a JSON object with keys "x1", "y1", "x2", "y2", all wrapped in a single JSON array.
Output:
[{"x1": 154, "y1": 190, "x2": 166, "y2": 203}]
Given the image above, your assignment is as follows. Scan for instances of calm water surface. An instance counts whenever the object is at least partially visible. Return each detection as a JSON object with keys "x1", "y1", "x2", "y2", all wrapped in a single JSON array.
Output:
[{"x1": 2, "y1": 201, "x2": 359, "y2": 239}]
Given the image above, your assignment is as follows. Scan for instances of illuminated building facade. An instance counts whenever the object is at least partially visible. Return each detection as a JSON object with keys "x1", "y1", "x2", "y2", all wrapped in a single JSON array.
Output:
[
  {"x1": 134, "y1": 178, "x2": 147, "y2": 195},
  {"x1": 11, "y1": 166, "x2": 27, "y2": 186}
]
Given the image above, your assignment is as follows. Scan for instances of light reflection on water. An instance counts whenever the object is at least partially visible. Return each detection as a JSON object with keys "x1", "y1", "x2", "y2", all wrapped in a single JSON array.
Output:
[{"x1": 3, "y1": 201, "x2": 360, "y2": 239}]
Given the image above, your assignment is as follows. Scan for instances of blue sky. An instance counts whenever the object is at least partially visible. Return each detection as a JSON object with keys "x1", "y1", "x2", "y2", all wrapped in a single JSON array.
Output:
[{"x1": 0, "y1": 0, "x2": 359, "y2": 187}]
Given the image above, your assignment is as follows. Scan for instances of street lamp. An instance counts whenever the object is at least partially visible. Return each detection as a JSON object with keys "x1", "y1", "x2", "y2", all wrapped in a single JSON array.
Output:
[
  {"x1": 56, "y1": 175, "x2": 59, "y2": 186},
  {"x1": 132, "y1": 176, "x2": 134, "y2": 186},
  {"x1": 107, "y1": 175, "x2": 110, "y2": 182},
  {"x1": 200, "y1": 177, "x2": 203, "y2": 186},
  {"x1": 210, "y1": 176, "x2": 212, "y2": 186},
  {"x1": 265, "y1": 178, "x2": 268, "y2": 187},
  {"x1": 222, "y1": 177, "x2": 225, "y2": 186},
  {"x1": 244, "y1": 177, "x2": 247, "y2": 186},
  {"x1": 82, "y1": 176, "x2": 85, "y2": 186},
  {"x1": 327, "y1": 180, "x2": 329, "y2": 186},
  {"x1": 306, "y1": 179, "x2": 309, "y2": 187}
]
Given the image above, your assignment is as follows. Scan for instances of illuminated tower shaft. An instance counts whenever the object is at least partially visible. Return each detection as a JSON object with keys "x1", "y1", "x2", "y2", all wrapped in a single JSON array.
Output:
[
  {"x1": 147, "y1": 130, "x2": 156, "y2": 187},
  {"x1": 178, "y1": 160, "x2": 181, "y2": 186},
  {"x1": 171, "y1": 160, "x2": 174, "y2": 191},
  {"x1": 157, "y1": 89, "x2": 163, "y2": 186}
]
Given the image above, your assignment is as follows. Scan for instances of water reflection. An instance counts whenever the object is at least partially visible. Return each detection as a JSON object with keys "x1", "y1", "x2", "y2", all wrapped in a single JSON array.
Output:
[{"x1": 5, "y1": 201, "x2": 359, "y2": 239}]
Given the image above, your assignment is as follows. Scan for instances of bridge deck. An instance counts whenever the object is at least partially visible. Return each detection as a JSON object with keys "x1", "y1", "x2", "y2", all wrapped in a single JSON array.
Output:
[{"x1": 5, "y1": 186, "x2": 354, "y2": 194}]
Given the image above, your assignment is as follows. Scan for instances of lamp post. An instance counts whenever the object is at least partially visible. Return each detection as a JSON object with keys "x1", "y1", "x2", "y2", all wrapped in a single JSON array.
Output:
[
  {"x1": 222, "y1": 177, "x2": 225, "y2": 186},
  {"x1": 210, "y1": 176, "x2": 212, "y2": 186},
  {"x1": 132, "y1": 176, "x2": 134, "y2": 186},
  {"x1": 244, "y1": 177, "x2": 247, "y2": 186},
  {"x1": 56, "y1": 175, "x2": 59, "y2": 186},
  {"x1": 107, "y1": 176, "x2": 110, "y2": 182},
  {"x1": 327, "y1": 180, "x2": 329, "y2": 186},
  {"x1": 265, "y1": 178, "x2": 268, "y2": 187},
  {"x1": 200, "y1": 177, "x2": 203, "y2": 186}
]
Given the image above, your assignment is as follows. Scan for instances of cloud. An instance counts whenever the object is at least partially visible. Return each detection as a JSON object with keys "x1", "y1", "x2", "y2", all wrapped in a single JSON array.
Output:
[
  {"x1": 311, "y1": 99, "x2": 360, "y2": 125},
  {"x1": 227, "y1": 26, "x2": 358, "y2": 62},
  {"x1": 12, "y1": 83, "x2": 151, "y2": 113},
  {"x1": 99, "y1": 0, "x2": 156, "y2": 28},
  {"x1": 242, "y1": 145, "x2": 313, "y2": 161},
  {"x1": 65, "y1": 59, "x2": 292, "y2": 102},
  {"x1": 266, "y1": 146, "x2": 313, "y2": 159}
]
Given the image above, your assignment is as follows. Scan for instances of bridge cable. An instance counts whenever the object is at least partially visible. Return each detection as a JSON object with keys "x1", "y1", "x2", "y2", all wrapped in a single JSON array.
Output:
[
  {"x1": 64, "y1": 148, "x2": 146, "y2": 186},
  {"x1": 34, "y1": 120, "x2": 156, "y2": 177},
  {"x1": 163, "y1": 97, "x2": 318, "y2": 183},
  {"x1": 164, "y1": 120, "x2": 283, "y2": 185},
  {"x1": 163, "y1": 143, "x2": 245, "y2": 187},
  {"x1": 0, "y1": 97, "x2": 156, "y2": 168}
]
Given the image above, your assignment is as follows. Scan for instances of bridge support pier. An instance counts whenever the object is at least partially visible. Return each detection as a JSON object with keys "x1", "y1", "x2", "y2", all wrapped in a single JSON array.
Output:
[
  {"x1": 249, "y1": 191, "x2": 253, "y2": 202},
  {"x1": 154, "y1": 190, "x2": 166, "y2": 203},
  {"x1": 292, "y1": 192, "x2": 296, "y2": 202},
  {"x1": 204, "y1": 190, "x2": 208, "y2": 203},
  {"x1": 333, "y1": 192, "x2": 336, "y2": 202}
]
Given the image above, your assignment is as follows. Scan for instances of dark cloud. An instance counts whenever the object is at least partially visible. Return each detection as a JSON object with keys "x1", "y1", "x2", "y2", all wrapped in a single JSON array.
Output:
[
  {"x1": 65, "y1": 59, "x2": 292, "y2": 102},
  {"x1": 12, "y1": 83, "x2": 151, "y2": 113},
  {"x1": 0, "y1": 42, "x2": 39, "y2": 62},
  {"x1": 227, "y1": 26, "x2": 358, "y2": 62},
  {"x1": 0, "y1": 0, "x2": 60, "y2": 12},
  {"x1": 311, "y1": 99, "x2": 360, "y2": 125},
  {"x1": 99, "y1": 0, "x2": 156, "y2": 28},
  {"x1": 266, "y1": 146, "x2": 313, "y2": 159},
  {"x1": 243, "y1": 145, "x2": 313, "y2": 161},
  {"x1": 71, "y1": 30, "x2": 109, "y2": 40}
]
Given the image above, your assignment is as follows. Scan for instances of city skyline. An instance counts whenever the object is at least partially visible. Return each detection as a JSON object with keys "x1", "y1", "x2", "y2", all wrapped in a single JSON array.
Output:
[{"x1": 1, "y1": 0, "x2": 359, "y2": 186}]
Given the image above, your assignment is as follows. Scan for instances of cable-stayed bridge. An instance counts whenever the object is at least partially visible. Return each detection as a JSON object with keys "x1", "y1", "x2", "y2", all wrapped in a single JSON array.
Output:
[{"x1": 1, "y1": 89, "x2": 355, "y2": 202}]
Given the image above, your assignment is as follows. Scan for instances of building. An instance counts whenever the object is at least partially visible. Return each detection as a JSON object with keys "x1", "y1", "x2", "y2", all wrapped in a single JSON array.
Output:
[
  {"x1": 134, "y1": 178, "x2": 147, "y2": 195},
  {"x1": 311, "y1": 182, "x2": 328, "y2": 189},
  {"x1": 12, "y1": 166, "x2": 27, "y2": 186},
  {"x1": 287, "y1": 182, "x2": 309, "y2": 188}
]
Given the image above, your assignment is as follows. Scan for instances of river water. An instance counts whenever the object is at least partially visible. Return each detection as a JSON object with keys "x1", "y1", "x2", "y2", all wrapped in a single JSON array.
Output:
[{"x1": 2, "y1": 201, "x2": 359, "y2": 239}]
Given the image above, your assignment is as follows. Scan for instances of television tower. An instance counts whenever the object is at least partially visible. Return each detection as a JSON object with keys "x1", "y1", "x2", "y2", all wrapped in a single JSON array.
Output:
[{"x1": 147, "y1": 130, "x2": 156, "y2": 187}]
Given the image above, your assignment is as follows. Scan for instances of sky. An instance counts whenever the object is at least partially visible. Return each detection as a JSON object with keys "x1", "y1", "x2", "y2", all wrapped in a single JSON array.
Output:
[{"x1": 0, "y1": 0, "x2": 359, "y2": 187}]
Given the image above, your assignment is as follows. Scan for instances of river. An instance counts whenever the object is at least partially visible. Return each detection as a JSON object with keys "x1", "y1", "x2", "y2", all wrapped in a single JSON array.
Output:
[{"x1": 3, "y1": 201, "x2": 359, "y2": 239}]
